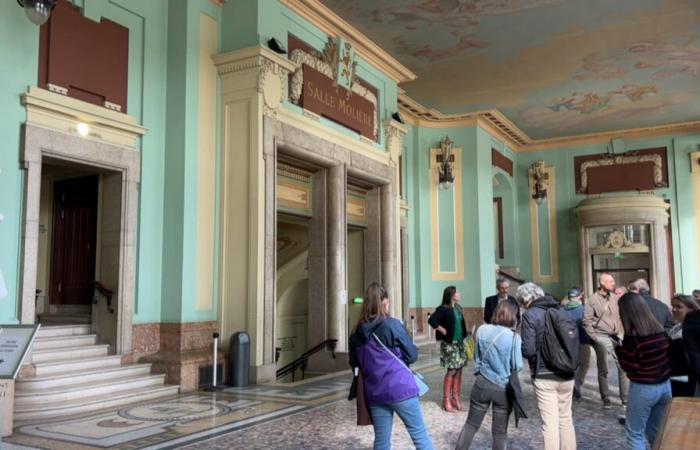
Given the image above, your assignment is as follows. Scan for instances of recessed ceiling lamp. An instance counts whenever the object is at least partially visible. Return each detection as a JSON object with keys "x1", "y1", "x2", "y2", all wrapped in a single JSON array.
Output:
[
  {"x1": 76, "y1": 122, "x2": 90, "y2": 137},
  {"x1": 16, "y1": 0, "x2": 57, "y2": 26}
]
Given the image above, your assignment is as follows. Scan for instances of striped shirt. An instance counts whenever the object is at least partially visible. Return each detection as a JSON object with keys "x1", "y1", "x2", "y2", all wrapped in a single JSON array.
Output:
[{"x1": 615, "y1": 332, "x2": 671, "y2": 384}]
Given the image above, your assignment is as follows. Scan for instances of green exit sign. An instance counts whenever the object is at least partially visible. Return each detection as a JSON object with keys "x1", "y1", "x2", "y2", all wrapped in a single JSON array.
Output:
[{"x1": 352, "y1": 297, "x2": 363, "y2": 304}]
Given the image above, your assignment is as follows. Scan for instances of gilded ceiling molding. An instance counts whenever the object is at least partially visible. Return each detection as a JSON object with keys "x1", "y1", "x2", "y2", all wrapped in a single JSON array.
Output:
[
  {"x1": 279, "y1": 0, "x2": 416, "y2": 84},
  {"x1": 398, "y1": 91, "x2": 700, "y2": 154}
]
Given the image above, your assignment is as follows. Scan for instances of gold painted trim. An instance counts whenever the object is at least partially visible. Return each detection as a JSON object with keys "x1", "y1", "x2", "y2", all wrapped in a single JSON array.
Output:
[
  {"x1": 279, "y1": 0, "x2": 416, "y2": 83},
  {"x1": 528, "y1": 166, "x2": 559, "y2": 283},
  {"x1": 430, "y1": 148, "x2": 464, "y2": 281},
  {"x1": 398, "y1": 91, "x2": 700, "y2": 153}
]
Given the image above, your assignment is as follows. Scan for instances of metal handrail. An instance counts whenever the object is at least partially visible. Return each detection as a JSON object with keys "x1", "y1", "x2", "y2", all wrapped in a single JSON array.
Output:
[
  {"x1": 93, "y1": 281, "x2": 114, "y2": 313},
  {"x1": 276, "y1": 339, "x2": 338, "y2": 381}
]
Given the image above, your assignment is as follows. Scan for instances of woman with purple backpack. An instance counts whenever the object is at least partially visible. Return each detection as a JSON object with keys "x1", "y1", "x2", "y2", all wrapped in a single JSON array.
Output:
[{"x1": 349, "y1": 282, "x2": 434, "y2": 450}]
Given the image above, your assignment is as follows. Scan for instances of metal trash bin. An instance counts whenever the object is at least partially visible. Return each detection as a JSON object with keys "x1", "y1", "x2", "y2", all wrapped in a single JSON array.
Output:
[{"x1": 229, "y1": 331, "x2": 250, "y2": 387}]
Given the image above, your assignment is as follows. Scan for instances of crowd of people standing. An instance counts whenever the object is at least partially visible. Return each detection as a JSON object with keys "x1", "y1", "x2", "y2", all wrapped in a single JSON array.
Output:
[{"x1": 348, "y1": 276, "x2": 700, "y2": 450}]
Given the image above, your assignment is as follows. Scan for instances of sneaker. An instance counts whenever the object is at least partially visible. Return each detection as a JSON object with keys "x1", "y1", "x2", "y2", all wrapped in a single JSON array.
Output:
[
  {"x1": 603, "y1": 398, "x2": 612, "y2": 409},
  {"x1": 573, "y1": 387, "x2": 582, "y2": 399},
  {"x1": 617, "y1": 414, "x2": 626, "y2": 425}
]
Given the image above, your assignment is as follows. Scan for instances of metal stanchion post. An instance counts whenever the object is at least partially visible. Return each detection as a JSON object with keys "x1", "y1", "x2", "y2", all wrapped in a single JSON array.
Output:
[
  {"x1": 410, "y1": 315, "x2": 416, "y2": 342},
  {"x1": 212, "y1": 332, "x2": 219, "y2": 388}
]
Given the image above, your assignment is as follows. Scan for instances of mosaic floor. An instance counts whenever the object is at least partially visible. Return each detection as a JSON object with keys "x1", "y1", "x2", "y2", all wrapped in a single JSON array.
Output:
[{"x1": 2, "y1": 343, "x2": 631, "y2": 450}]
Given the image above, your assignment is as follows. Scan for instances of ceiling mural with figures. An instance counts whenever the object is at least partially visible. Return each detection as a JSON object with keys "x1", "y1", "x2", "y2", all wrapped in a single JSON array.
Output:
[{"x1": 320, "y1": 0, "x2": 700, "y2": 139}]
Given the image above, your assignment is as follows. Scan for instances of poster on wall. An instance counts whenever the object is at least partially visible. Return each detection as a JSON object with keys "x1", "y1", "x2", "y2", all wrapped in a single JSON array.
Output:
[{"x1": 0, "y1": 325, "x2": 40, "y2": 380}]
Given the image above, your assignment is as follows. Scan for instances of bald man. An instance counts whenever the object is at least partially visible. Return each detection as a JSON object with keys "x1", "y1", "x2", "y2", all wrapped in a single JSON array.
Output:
[{"x1": 582, "y1": 273, "x2": 629, "y2": 409}]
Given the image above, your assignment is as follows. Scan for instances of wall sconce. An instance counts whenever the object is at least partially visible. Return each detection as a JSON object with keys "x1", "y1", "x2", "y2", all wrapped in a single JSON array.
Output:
[
  {"x1": 530, "y1": 160, "x2": 548, "y2": 204},
  {"x1": 437, "y1": 136, "x2": 455, "y2": 190},
  {"x1": 17, "y1": 0, "x2": 57, "y2": 26}
]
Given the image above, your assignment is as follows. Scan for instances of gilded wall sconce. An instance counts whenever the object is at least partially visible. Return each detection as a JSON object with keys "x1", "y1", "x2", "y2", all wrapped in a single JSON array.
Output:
[
  {"x1": 437, "y1": 136, "x2": 455, "y2": 190},
  {"x1": 530, "y1": 160, "x2": 548, "y2": 204}
]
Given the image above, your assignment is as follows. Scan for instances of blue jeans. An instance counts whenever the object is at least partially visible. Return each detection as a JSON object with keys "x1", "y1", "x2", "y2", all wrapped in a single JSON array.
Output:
[
  {"x1": 369, "y1": 396, "x2": 434, "y2": 450},
  {"x1": 625, "y1": 381, "x2": 671, "y2": 450}
]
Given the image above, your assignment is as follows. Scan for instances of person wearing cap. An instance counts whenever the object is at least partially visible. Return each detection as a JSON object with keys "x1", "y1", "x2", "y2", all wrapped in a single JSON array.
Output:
[{"x1": 561, "y1": 286, "x2": 590, "y2": 400}]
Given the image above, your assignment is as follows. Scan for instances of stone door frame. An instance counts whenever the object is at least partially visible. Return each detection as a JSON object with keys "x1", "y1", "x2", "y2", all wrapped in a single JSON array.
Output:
[{"x1": 19, "y1": 124, "x2": 140, "y2": 355}]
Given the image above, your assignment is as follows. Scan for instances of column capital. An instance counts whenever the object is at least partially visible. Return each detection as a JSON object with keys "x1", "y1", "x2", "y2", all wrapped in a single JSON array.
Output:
[
  {"x1": 214, "y1": 46, "x2": 298, "y2": 117},
  {"x1": 382, "y1": 119, "x2": 407, "y2": 165}
]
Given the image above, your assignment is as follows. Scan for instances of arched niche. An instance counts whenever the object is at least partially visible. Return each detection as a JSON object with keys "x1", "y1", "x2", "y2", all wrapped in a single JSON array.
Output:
[
  {"x1": 574, "y1": 195, "x2": 671, "y2": 300},
  {"x1": 492, "y1": 169, "x2": 518, "y2": 270}
]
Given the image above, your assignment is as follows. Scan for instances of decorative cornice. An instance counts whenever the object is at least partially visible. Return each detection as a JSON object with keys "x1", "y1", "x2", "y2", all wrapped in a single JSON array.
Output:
[
  {"x1": 213, "y1": 46, "x2": 297, "y2": 76},
  {"x1": 279, "y1": 0, "x2": 416, "y2": 84},
  {"x1": 398, "y1": 90, "x2": 700, "y2": 153},
  {"x1": 21, "y1": 86, "x2": 147, "y2": 149}
]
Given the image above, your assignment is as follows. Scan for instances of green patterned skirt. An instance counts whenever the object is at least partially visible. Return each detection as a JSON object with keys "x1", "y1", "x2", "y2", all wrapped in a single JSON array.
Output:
[{"x1": 440, "y1": 341, "x2": 467, "y2": 369}]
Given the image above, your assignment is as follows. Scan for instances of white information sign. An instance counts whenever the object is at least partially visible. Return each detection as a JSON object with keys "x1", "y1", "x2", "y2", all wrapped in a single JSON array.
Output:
[{"x1": 0, "y1": 325, "x2": 40, "y2": 380}]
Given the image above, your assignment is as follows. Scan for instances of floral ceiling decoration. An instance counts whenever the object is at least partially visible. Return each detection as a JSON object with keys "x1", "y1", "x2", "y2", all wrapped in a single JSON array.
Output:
[{"x1": 321, "y1": 0, "x2": 700, "y2": 139}]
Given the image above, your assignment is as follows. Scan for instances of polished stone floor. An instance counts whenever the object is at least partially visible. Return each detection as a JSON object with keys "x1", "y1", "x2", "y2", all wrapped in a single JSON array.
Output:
[{"x1": 3, "y1": 342, "x2": 629, "y2": 450}]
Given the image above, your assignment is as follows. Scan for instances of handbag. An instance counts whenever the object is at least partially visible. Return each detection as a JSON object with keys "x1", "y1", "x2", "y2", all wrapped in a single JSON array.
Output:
[
  {"x1": 506, "y1": 334, "x2": 528, "y2": 427},
  {"x1": 464, "y1": 326, "x2": 476, "y2": 361},
  {"x1": 372, "y1": 333, "x2": 429, "y2": 396}
]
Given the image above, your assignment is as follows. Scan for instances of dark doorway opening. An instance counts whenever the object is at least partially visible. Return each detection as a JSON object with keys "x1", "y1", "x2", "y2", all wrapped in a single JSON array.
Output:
[{"x1": 49, "y1": 175, "x2": 99, "y2": 307}]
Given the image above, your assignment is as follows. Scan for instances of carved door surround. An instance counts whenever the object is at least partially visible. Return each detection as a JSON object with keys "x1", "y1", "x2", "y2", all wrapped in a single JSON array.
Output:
[
  {"x1": 574, "y1": 195, "x2": 671, "y2": 300},
  {"x1": 19, "y1": 87, "x2": 145, "y2": 355}
]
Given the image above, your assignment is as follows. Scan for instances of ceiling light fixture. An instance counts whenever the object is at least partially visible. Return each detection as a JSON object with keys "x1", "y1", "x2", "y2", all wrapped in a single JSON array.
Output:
[
  {"x1": 17, "y1": 0, "x2": 57, "y2": 26},
  {"x1": 76, "y1": 122, "x2": 90, "y2": 137}
]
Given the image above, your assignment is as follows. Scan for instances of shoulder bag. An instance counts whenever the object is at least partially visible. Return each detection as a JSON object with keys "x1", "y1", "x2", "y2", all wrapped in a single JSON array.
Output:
[
  {"x1": 372, "y1": 333, "x2": 429, "y2": 396},
  {"x1": 506, "y1": 333, "x2": 528, "y2": 426}
]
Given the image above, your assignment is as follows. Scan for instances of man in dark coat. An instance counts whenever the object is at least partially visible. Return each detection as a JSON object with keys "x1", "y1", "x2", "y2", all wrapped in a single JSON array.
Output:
[
  {"x1": 628, "y1": 278, "x2": 674, "y2": 333},
  {"x1": 484, "y1": 277, "x2": 520, "y2": 325},
  {"x1": 683, "y1": 309, "x2": 700, "y2": 396}
]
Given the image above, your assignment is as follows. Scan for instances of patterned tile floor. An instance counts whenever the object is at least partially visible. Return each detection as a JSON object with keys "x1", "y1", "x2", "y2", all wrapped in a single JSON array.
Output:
[{"x1": 3, "y1": 343, "x2": 630, "y2": 449}]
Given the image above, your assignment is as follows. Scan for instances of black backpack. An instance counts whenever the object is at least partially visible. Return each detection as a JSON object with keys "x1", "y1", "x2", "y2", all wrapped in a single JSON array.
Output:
[{"x1": 541, "y1": 306, "x2": 579, "y2": 374}]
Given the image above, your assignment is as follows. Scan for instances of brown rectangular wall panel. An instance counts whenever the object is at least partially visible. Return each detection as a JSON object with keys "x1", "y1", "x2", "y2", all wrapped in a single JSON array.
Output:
[
  {"x1": 574, "y1": 148, "x2": 668, "y2": 194},
  {"x1": 39, "y1": 0, "x2": 129, "y2": 112},
  {"x1": 491, "y1": 149, "x2": 513, "y2": 177},
  {"x1": 586, "y1": 162, "x2": 655, "y2": 194}
]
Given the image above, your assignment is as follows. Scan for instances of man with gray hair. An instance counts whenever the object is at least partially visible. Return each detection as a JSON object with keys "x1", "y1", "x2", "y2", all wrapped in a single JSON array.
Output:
[
  {"x1": 483, "y1": 277, "x2": 520, "y2": 325},
  {"x1": 518, "y1": 282, "x2": 577, "y2": 450},
  {"x1": 583, "y1": 273, "x2": 628, "y2": 409},
  {"x1": 628, "y1": 278, "x2": 674, "y2": 333}
]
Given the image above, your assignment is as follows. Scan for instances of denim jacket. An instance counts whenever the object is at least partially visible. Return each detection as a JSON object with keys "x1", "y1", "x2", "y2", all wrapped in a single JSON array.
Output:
[{"x1": 474, "y1": 324, "x2": 523, "y2": 387}]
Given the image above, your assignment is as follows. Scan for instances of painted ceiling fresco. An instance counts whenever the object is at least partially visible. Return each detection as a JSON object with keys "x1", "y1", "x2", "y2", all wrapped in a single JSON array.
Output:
[{"x1": 320, "y1": 0, "x2": 700, "y2": 139}]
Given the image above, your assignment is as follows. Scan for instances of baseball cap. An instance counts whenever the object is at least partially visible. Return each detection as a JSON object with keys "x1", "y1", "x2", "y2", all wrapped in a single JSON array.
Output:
[{"x1": 568, "y1": 287, "x2": 583, "y2": 298}]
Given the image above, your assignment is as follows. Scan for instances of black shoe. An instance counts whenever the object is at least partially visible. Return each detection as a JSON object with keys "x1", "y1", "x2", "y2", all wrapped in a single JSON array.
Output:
[
  {"x1": 573, "y1": 387, "x2": 581, "y2": 399},
  {"x1": 603, "y1": 398, "x2": 612, "y2": 409},
  {"x1": 618, "y1": 414, "x2": 626, "y2": 425}
]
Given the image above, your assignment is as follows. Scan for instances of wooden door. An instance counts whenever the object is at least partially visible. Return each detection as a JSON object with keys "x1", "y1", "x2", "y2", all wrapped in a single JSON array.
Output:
[{"x1": 49, "y1": 175, "x2": 99, "y2": 305}]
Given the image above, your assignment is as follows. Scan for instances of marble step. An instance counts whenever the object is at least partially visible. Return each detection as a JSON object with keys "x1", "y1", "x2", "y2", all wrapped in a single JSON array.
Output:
[
  {"x1": 32, "y1": 334, "x2": 98, "y2": 350},
  {"x1": 33, "y1": 354, "x2": 123, "y2": 376},
  {"x1": 30, "y1": 344, "x2": 110, "y2": 364},
  {"x1": 14, "y1": 384, "x2": 180, "y2": 422},
  {"x1": 37, "y1": 324, "x2": 91, "y2": 338},
  {"x1": 17, "y1": 364, "x2": 153, "y2": 391},
  {"x1": 39, "y1": 314, "x2": 91, "y2": 325},
  {"x1": 15, "y1": 373, "x2": 167, "y2": 407}
]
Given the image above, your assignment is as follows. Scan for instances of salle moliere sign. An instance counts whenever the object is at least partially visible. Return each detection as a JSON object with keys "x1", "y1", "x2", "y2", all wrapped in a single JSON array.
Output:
[{"x1": 298, "y1": 65, "x2": 375, "y2": 140}]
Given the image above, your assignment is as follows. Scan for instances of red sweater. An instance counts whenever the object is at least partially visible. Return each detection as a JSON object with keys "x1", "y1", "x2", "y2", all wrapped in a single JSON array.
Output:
[{"x1": 615, "y1": 332, "x2": 671, "y2": 384}]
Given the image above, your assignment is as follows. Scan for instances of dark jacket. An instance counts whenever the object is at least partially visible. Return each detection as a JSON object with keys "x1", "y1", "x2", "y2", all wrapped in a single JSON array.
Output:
[
  {"x1": 349, "y1": 318, "x2": 419, "y2": 406},
  {"x1": 641, "y1": 292, "x2": 675, "y2": 333},
  {"x1": 521, "y1": 296, "x2": 574, "y2": 380},
  {"x1": 563, "y1": 300, "x2": 588, "y2": 345},
  {"x1": 428, "y1": 304, "x2": 467, "y2": 342},
  {"x1": 484, "y1": 295, "x2": 521, "y2": 325},
  {"x1": 683, "y1": 310, "x2": 700, "y2": 391}
]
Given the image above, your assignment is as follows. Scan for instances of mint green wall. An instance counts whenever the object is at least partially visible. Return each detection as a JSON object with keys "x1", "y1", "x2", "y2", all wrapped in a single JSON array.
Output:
[
  {"x1": 0, "y1": 0, "x2": 225, "y2": 326},
  {"x1": 162, "y1": 0, "x2": 221, "y2": 324},
  {"x1": 0, "y1": 4, "x2": 40, "y2": 324},
  {"x1": 405, "y1": 124, "x2": 496, "y2": 310},
  {"x1": 514, "y1": 134, "x2": 700, "y2": 298}
]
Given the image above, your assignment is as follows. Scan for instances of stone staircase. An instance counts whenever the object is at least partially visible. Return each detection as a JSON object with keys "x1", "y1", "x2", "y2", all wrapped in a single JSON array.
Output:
[
  {"x1": 15, "y1": 324, "x2": 179, "y2": 422},
  {"x1": 38, "y1": 304, "x2": 91, "y2": 325}
]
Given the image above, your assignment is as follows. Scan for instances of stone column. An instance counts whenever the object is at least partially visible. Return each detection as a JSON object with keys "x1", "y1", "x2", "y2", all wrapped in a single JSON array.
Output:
[
  {"x1": 380, "y1": 183, "x2": 398, "y2": 317},
  {"x1": 383, "y1": 120, "x2": 407, "y2": 319},
  {"x1": 327, "y1": 164, "x2": 347, "y2": 351}
]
